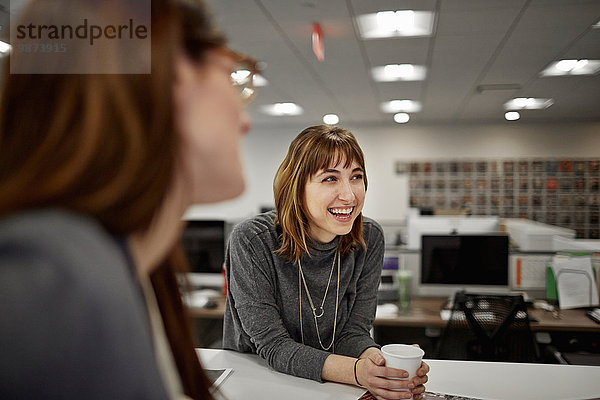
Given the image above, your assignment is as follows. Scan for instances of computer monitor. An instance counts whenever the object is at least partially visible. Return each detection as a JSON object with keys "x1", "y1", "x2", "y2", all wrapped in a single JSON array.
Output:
[
  {"x1": 419, "y1": 234, "x2": 509, "y2": 297},
  {"x1": 181, "y1": 220, "x2": 228, "y2": 288},
  {"x1": 378, "y1": 254, "x2": 400, "y2": 304},
  {"x1": 406, "y1": 216, "x2": 499, "y2": 249}
]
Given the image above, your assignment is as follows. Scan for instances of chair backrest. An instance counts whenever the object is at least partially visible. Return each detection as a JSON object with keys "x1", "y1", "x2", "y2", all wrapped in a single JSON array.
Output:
[{"x1": 435, "y1": 291, "x2": 539, "y2": 362}]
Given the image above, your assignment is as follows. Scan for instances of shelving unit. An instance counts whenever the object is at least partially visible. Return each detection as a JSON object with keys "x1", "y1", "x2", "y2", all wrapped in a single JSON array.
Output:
[{"x1": 401, "y1": 159, "x2": 600, "y2": 239}]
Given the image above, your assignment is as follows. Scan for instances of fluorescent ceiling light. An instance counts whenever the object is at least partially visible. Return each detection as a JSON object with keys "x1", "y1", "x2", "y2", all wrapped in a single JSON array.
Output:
[
  {"x1": 381, "y1": 100, "x2": 422, "y2": 113},
  {"x1": 394, "y1": 112, "x2": 410, "y2": 124},
  {"x1": 372, "y1": 64, "x2": 426, "y2": 81},
  {"x1": 0, "y1": 41, "x2": 11, "y2": 54},
  {"x1": 323, "y1": 114, "x2": 339, "y2": 125},
  {"x1": 540, "y1": 59, "x2": 600, "y2": 76},
  {"x1": 357, "y1": 10, "x2": 435, "y2": 38},
  {"x1": 260, "y1": 102, "x2": 303, "y2": 116},
  {"x1": 593, "y1": 20, "x2": 600, "y2": 29},
  {"x1": 504, "y1": 97, "x2": 553, "y2": 110},
  {"x1": 505, "y1": 111, "x2": 520, "y2": 121}
]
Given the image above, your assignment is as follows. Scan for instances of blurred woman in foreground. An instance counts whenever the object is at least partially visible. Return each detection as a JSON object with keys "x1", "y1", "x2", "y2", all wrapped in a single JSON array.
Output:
[{"x1": 0, "y1": 0, "x2": 255, "y2": 398}]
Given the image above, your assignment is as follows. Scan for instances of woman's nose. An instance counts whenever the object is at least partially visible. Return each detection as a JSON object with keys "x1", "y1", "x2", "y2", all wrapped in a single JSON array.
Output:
[
  {"x1": 338, "y1": 181, "x2": 355, "y2": 201},
  {"x1": 240, "y1": 111, "x2": 251, "y2": 135}
]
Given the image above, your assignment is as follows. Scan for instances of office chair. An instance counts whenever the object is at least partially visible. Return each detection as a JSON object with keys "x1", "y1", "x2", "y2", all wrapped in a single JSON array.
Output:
[{"x1": 435, "y1": 291, "x2": 539, "y2": 362}]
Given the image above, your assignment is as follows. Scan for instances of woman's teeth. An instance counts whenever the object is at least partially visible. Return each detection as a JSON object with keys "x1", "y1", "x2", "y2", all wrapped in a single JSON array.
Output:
[{"x1": 328, "y1": 207, "x2": 354, "y2": 216}]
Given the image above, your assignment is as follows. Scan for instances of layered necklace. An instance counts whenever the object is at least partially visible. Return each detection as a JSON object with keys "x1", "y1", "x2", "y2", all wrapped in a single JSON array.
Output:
[{"x1": 297, "y1": 249, "x2": 340, "y2": 352}]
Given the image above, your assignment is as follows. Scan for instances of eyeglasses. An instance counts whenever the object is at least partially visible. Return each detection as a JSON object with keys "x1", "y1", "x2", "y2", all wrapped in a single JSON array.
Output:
[{"x1": 218, "y1": 47, "x2": 260, "y2": 103}]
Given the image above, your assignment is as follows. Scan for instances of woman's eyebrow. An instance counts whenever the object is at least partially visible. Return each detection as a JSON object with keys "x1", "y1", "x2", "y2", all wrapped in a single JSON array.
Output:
[
  {"x1": 317, "y1": 167, "x2": 364, "y2": 176},
  {"x1": 316, "y1": 168, "x2": 340, "y2": 175}
]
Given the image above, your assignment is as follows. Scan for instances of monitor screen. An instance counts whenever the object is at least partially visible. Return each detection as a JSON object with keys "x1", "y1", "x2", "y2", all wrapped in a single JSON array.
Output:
[
  {"x1": 383, "y1": 255, "x2": 400, "y2": 271},
  {"x1": 421, "y1": 234, "x2": 509, "y2": 286},
  {"x1": 181, "y1": 220, "x2": 226, "y2": 274},
  {"x1": 406, "y1": 216, "x2": 499, "y2": 249}
]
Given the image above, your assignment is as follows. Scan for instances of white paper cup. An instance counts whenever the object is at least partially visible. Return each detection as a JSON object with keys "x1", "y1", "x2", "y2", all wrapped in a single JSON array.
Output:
[{"x1": 381, "y1": 344, "x2": 424, "y2": 391}]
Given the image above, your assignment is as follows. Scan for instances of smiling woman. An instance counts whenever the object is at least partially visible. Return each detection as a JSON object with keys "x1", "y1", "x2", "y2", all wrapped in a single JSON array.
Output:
[
  {"x1": 304, "y1": 160, "x2": 366, "y2": 243},
  {"x1": 222, "y1": 125, "x2": 430, "y2": 400},
  {"x1": 273, "y1": 126, "x2": 368, "y2": 261}
]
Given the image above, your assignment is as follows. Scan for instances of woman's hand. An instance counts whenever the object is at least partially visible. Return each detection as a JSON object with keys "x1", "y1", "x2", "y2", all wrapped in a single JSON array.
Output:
[
  {"x1": 412, "y1": 360, "x2": 430, "y2": 400},
  {"x1": 356, "y1": 350, "x2": 429, "y2": 400}
]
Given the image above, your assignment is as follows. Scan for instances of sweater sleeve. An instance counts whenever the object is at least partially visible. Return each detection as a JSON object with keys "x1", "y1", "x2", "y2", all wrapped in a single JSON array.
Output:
[
  {"x1": 225, "y1": 225, "x2": 331, "y2": 382},
  {"x1": 334, "y1": 222, "x2": 384, "y2": 358}
]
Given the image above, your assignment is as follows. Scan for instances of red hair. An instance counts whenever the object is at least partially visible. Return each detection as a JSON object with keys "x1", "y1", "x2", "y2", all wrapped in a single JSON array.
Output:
[{"x1": 0, "y1": 1, "x2": 226, "y2": 398}]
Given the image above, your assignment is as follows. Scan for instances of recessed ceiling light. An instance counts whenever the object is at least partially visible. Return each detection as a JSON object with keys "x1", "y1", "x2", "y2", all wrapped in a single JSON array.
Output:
[
  {"x1": 381, "y1": 100, "x2": 422, "y2": 113},
  {"x1": 356, "y1": 10, "x2": 435, "y2": 39},
  {"x1": 540, "y1": 59, "x2": 600, "y2": 76},
  {"x1": 0, "y1": 41, "x2": 11, "y2": 55},
  {"x1": 394, "y1": 112, "x2": 410, "y2": 124},
  {"x1": 260, "y1": 102, "x2": 303, "y2": 116},
  {"x1": 505, "y1": 111, "x2": 520, "y2": 121},
  {"x1": 504, "y1": 97, "x2": 553, "y2": 110},
  {"x1": 323, "y1": 114, "x2": 339, "y2": 125},
  {"x1": 372, "y1": 64, "x2": 426, "y2": 81}
]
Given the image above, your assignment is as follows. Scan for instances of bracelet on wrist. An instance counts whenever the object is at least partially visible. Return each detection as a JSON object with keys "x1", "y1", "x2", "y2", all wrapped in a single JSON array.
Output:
[{"x1": 353, "y1": 358, "x2": 362, "y2": 387}]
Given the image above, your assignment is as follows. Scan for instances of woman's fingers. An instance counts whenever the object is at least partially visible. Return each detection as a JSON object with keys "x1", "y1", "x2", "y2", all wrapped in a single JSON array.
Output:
[
  {"x1": 417, "y1": 361, "x2": 430, "y2": 376},
  {"x1": 368, "y1": 375, "x2": 414, "y2": 390},
  {"x1": 362, "y1": 355, "x2": 429, "y2": 400},
  {"x1": 379, "y1": 366, "x2": 409, "y2": 380},
  {"x1": 368, "y1": 351, "x2": 386, "y2": 366},
  {"x1": 412, "y1": 373, "x2": 428, "y2": 386},
  {"x1": 371, "y1": 386, "x2": 418, "y2": 400},
  {"x1": 411, "y1": 382, "x2": 427, "y2": 394}
]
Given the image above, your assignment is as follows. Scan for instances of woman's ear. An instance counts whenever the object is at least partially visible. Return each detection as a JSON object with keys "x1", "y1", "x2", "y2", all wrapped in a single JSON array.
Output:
[{"x1": 172, "y1": 53, "x2": 196, "y2": 100}]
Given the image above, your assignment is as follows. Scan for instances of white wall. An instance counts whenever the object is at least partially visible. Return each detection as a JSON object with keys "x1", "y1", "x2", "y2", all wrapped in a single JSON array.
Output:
[{"x1": 185, "y1": 121, "x2": 600, "y2": 222}]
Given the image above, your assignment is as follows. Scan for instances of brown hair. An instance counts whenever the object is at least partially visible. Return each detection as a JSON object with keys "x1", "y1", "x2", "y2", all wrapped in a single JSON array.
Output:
[
  {"x1": 273, "y1": 125, "x2": 368, "y2": 262},
  {"x1": 0, "y1": 0, "x2": 225, "y2": 398}
]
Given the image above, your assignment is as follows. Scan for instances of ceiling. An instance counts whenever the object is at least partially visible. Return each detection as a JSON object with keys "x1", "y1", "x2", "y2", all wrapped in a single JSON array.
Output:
[
  {"x1": 206, "y1": 0, "x2": 600, "y2": 127},
  {"x1": 1, "y1": 1, "x2": 598, "y2": 127}
]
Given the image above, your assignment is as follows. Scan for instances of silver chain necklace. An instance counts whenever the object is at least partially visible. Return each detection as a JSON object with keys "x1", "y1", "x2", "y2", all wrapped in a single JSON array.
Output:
[{"x1": 298, "y1": 250, "x2": 340, "y2": 351}]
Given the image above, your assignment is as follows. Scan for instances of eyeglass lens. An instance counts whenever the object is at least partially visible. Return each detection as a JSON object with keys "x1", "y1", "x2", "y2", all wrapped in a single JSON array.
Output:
[{"x1": 231, "y1": 64, "x2": 255, "y2": 101}]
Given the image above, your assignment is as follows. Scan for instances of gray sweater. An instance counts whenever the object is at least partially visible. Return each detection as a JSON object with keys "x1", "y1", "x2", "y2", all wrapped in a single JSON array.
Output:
[
  {"x1": 222, "y1": 211, "x2": 384, "y2": 382},
  {"x1": 0, "y1": 209, "x2": 169, "y2": 399}
]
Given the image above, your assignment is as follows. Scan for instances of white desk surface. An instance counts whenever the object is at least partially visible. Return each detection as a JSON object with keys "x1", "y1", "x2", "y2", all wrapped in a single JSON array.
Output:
[
  {"x1": 198, "y1": 348, "x2": 365, "y2": 399},
  {"x1": 198, "y1": 349, "x2": 600, "y2": 400},
  {"x1": 425, "y1": 359, "x2": 600, "y2": 400}
]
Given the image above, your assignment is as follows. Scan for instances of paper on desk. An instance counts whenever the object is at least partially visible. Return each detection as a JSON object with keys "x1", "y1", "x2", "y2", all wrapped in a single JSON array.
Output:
[
  {"x1": 376, "y1": 303, "x2": 399, "y2": 318},
  {"x1": 552, "y1": 256, "x2": 599, "y2": 309}
]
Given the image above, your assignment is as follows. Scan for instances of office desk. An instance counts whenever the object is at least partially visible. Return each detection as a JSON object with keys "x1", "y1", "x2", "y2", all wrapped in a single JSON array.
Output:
[
  {"x1": 374, "y1": 297, "x2": 600, "y2": 332},
  {"x1": 189, "y1": 298, "x2": 226, "y2": 319},
  {"x1": 198, "y1": 348, "x2": 600, "y2": 399},
  {"x1": 190, "y1": 297, "x2": 600, "y2": 332}
]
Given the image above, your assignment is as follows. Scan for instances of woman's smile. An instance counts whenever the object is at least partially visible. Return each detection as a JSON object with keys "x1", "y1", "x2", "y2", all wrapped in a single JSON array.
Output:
[
  {"x1": 327, "y1": 206, "x2": 355, "y2": 222},
  {"x1": 304, "y1": 159, "x2": 366, "y2": 243}
]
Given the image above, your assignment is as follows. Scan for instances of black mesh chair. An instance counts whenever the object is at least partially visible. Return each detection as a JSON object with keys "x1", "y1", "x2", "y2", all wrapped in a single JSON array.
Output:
[{"x1": 435, "y1": 291, "x2": 539, "y2": 362}]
